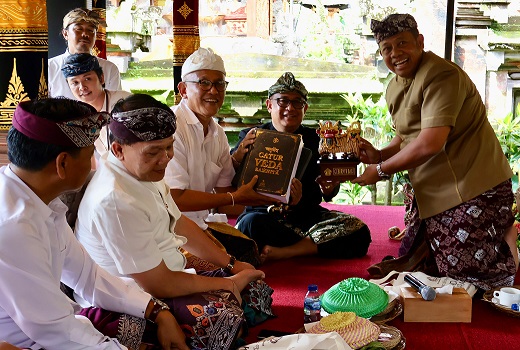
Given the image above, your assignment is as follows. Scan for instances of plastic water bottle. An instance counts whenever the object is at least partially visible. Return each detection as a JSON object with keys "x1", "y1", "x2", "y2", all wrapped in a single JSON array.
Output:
[{"x1": 304, "y1": 284, "x2": 321, "y2": 323}]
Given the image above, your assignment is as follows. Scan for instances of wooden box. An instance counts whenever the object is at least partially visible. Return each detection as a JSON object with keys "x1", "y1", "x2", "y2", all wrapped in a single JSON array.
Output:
[{"x1": 400, "y1": 286, "x2": 472, "y2": 323}]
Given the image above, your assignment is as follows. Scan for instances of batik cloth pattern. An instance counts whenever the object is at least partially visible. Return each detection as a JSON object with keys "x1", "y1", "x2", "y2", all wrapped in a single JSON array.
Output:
[
  {"x1": 164, "y1": 290, "x2": 244, "y2": 350},
  {"x1": 370, "y1": 13, "x2": 418, "y2": 44},
  {"x1": 81, "y1": 288, "x2": 246, "y2": 350},
  {"x1": 78, "y1": 307, "x2": 146, "y2": 350},
  {"x1": 403, "y1": 179, "x2": 516, "y2": 291},
  {"x1": 111, "y1": 107, "x2": 177, "y2": 141},
  {"x1": 197, "y1": 268, "x2": 275, "y2": 326},
  {"x1": 398, "y1": 183, "x2": 420, "y2": 257},
  {"x1": 289, "y1": 210, "x2": 371, "y2": 259},
  {"x1": 268, "y1": 72, "x2": 308, "y2": 100}
]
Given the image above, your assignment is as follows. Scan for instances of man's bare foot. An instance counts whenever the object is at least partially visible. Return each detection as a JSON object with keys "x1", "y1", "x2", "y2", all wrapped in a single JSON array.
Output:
[
  {"x1": 260, "y1": 238, "x2": 318, "y2": 263},
  {"x1": 260, "y1": 245, "x2": 271, "y2": 263},
  {"x1": 260, "y1": 245, "x2": 286, "y2": 263}
]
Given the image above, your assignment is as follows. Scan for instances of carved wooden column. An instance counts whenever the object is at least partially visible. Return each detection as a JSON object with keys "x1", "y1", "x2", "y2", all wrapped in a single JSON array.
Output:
[
  {"x1": 247, "y1": 0, "x2": 271, "y2": 39},
  {"x1": 172, "y1": 0, "x2": 199, "y2": 104},
  {"x1": 91, "y1": 0, "x2": 108, "y2": 59},
  {"x1": 0, "y1": 0, "x2": 48, "y2": 166}
]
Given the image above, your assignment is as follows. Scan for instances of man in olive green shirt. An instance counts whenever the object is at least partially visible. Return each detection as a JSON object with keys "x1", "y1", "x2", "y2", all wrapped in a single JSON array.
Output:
[{"x1": 353, "y1": 13, "x2": 517, "y2": 291}]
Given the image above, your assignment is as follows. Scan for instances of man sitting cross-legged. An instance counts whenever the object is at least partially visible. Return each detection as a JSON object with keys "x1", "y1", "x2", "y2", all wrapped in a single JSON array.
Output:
[
  {"x1": 74, "y1": 94, "x2": 274, "y2": 350},
  {"x1": 0, "y1": 97, "x2": 187, "y2": 350}
]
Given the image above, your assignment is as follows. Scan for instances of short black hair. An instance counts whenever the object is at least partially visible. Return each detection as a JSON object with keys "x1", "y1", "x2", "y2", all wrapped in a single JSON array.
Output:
[
  {"x1": 7, "y1": 98, "x2": 91, "y2": 171},
  {"x1": 109, "y1": 93, "x2": 174, "y2": 146}
]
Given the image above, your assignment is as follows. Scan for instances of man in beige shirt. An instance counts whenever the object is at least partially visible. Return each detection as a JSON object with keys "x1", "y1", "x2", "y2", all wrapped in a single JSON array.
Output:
[{"x1": 353, "y1": 13, "x2": 517, "y2": 291}]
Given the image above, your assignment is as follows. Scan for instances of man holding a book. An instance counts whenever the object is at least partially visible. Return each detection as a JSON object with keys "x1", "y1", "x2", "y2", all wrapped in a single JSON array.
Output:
[
  {"x1": 164, "y1": 47, "x2": 279, "y2": 267},
  {"x1": 231, "y1": 72, "x2": 372, "y2": 262}
]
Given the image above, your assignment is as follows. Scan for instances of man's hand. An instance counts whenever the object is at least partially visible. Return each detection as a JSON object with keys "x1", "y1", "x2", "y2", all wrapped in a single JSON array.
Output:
[
  {"x1": 358, "y1": 138, "x2": 380, "y2": 164},
  {"x1": 232, "y1": 260, "x2": 256, "y2": 273},
  {"x1": 288, "y1": 178, "x2": 302, "y2": 205},
  {"x1": 233, "y1": 175, "x2": 280, "y2": 206},
  {"x1": 155, "y1": 311, "x2": 189, "y2": 350},
  {"x1": 351, "y1": 164, "x2": 380, "y2": 186},
  {"x1": 233, "y1": 128, "x2": 256, "y2": 164},
  {"x1": 228, "y1": 269, "x2": 266, "y2": 302}
]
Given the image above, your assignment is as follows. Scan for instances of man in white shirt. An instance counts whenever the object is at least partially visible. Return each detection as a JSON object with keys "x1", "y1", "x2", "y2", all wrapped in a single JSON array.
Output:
[
  {"x1": 164, "y1": 48, "x2": 286, "y2": 265},
  {"x1": 0, "y1": 98, "x2": 187, "y2": 350},
  {"x1": 48, "y1": 8, "x2": 121, "y2": 99},
  {"x1": 75, "y1": 94, "x2": 273, "y2": 349},
  {"x1": 61, "y1": 52, "x2": 131, "y2": 158}
]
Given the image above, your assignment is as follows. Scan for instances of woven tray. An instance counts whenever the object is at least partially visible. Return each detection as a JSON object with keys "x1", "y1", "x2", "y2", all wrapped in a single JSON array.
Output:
[
  {"x1": 482, "y1": 284, "x2": 520, "y2": 318},
  {"x1": 371, "y1": 300, "x2": 403, "y2": 324},
  {"x1": 378, "y1": 324, "x2": 406, "y2": 350}
]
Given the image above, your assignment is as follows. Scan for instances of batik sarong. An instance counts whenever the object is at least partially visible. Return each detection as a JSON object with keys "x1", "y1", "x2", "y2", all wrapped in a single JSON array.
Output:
[
  {"x1": 80, "y1": 287, "x2": 245, "y2": 350},
  {"x1": 238, "y1": 207, "x2": 372, "y2": 259},
  {"x1": 197, "y1": 268, "x2": 275, "y2": 328},
  {"x1": 401, "y1": 179, "x2": 516, "y2": 291}
]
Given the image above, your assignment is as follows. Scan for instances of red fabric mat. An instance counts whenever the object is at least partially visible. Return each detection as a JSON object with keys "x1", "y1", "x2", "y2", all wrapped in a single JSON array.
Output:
[{"x1": 244, "y1": 204, "x2": 520, "y2": 349}]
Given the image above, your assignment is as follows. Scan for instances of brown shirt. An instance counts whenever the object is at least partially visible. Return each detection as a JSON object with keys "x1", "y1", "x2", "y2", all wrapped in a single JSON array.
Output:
[{"x1": 386, "y1": 51, "x2": 512, "y2": 218}]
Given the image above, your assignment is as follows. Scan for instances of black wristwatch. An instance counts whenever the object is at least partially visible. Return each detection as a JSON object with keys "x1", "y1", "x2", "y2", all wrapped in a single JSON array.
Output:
[
  {"x1": 148, "y1": 298, "x2": 170, "y2": 323},
  {"x1": 376, "y1": 162, "x2": 390, "y2": 180}
]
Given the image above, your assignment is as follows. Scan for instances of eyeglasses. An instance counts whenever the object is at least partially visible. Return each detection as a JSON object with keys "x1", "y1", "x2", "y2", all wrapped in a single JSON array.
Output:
[
  {"x1": 271, "y1": 98, "x2": 307, "y2": 109},
  {"x1": 184, "y1": 79, "x2": 229, "y2": 92}
]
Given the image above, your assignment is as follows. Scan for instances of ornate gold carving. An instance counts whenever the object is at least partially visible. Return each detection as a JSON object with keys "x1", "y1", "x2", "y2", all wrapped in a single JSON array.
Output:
[
  {"x1": 177, "y1": 2, "x2": 193, "y2": 20},
  {"x1": 0, "y1": 0, "x2": 47, "y2": 29},
  {"x1": 0, "y1": 58, "x2": 31, "y2": 130},
  {"x1": 171, "y1": 24, "x2": 200, "y2": 66},
  {"x1": 38, "y1": 58, "x2": 48, "y2": 100},
  {"x1": 0, "y1": 28, "x2": 48, "y2": 52}
]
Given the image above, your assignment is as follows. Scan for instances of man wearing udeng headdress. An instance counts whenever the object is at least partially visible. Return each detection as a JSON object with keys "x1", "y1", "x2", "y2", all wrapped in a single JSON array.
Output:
[
  {"x1": 49, "y1": 8, "x2": 121, "y2": 99},
  {"x1": 164, "y1": 47, "x2": 278, "y2": 267},
  {"x1": 353, "y1": 14, "x2": 517, "y2": 291},
  {"x1": 75, "y1": 94, "x2": 273, "y2": 349},
  {"x1": 231, "y1": 72, "x2": 372, "y2": 262},
  {"x1": 61, "y1": 52, "x2": 131, "y2": 157},
  {"x1": 0, "y1": 98, "x2": 187, "y2": 349}
]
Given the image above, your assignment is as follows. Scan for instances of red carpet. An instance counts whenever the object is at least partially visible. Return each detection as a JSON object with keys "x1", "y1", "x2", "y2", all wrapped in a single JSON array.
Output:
[{"x1": 243, "y1": 204, "x2": 520, "y2": 349}]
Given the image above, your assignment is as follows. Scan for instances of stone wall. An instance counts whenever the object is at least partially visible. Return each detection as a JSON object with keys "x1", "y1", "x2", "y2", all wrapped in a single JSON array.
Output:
[{"x1": 455, "y1": 0, "x2": 520, "y2": 119}]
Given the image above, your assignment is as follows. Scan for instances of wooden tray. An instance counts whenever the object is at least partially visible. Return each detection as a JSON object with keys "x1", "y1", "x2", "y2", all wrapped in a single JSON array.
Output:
[{"x1": 482, "y1": 284, "x2": 520, "y2": 318}]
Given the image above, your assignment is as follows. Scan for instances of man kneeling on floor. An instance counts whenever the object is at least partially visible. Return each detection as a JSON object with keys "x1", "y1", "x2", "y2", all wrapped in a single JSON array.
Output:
[
  {"x1": 0, "y1": 97, "x2": 187, "y2": 349},
  {"x1": 74, "y1": 94, "x2": 274, "y2": 350}
]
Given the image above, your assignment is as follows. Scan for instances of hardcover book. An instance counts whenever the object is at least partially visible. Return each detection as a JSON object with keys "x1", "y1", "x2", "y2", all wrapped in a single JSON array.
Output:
[{"x1": 233, "y1": 129, "x2": 304, "y2": 203}]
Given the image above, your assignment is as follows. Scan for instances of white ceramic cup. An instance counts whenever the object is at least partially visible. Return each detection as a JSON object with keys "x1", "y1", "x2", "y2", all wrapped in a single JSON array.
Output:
[{"x1": 493, "y1": 287, "x2": 520, "y2": 308}]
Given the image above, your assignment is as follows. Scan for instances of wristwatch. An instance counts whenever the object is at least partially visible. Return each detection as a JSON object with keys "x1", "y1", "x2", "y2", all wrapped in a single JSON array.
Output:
[
  {"x1": 376, "y1": 162, "x2": 390, "y2": 180},
  {"x1": 224, "y1": 254, "x2": 236, "y2": 274},
  {"x1": 148, "y1": 298, "x2": 170, "y2": 323}
]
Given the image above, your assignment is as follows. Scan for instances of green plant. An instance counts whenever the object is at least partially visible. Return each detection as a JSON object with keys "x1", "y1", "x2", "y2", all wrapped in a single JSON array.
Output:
[
  {"x1": 338, "y1": 92, "x2": 400, "y2": 204},
  {"x1": 491, "y1": 106, "x2": 520, "y2": 196},
  {"x1": 299, "y1": 2, "x2": 354, "y2": 63},
  {"x1": 491, "y1": 107, "x2": 520, "y2": 176},
  {"x1": 334, "y1": 181, "x2": 369, "y2": 205},
  {"x1": 340, "y1": 92, "x2": 392, "y2": 149}
]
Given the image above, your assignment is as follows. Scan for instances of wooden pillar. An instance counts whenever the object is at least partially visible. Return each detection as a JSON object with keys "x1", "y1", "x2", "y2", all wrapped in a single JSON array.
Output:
[
  {"x1": 171, "y1": 0, "x2": 199, "y2": 103},
  {"x1": 91, "y1": 0, "x2": 108, "y2": 58},
  {"x1": 247, "y1": 0, "x2": 271, "y2": 39}
]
